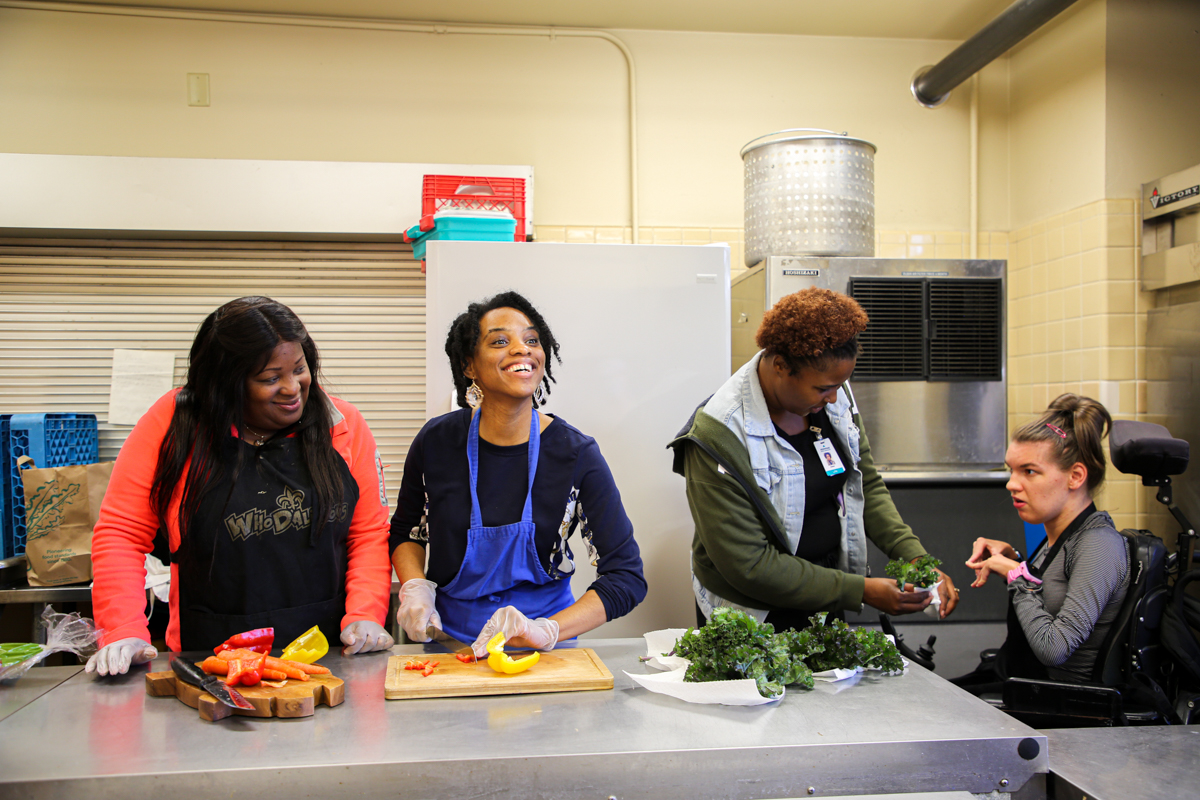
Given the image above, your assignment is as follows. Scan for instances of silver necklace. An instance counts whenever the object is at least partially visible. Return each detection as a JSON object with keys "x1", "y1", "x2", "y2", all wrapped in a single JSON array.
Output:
[{"x1": 242, "y1": 423, "x2": 270, "y2": 446}]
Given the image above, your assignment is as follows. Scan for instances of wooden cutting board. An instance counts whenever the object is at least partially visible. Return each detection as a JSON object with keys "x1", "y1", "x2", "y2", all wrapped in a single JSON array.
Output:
[
  {"x1": 145, "y1": 667, "x2": 344, "y2": 722},
  {"x1": 385, "y1": 648, "x2": 613, "y2": 700}
]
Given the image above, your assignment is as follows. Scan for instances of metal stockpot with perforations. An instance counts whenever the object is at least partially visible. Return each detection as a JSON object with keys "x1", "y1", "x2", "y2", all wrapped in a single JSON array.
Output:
[{"x1": 741, "y1": 128, "x2": 877, "y2": 266}]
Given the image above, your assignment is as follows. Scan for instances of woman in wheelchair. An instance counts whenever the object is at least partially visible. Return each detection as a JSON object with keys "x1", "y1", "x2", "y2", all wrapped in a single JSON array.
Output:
[{"x1": 951, "y1": 394, "x2": 1130, "y2": 694}]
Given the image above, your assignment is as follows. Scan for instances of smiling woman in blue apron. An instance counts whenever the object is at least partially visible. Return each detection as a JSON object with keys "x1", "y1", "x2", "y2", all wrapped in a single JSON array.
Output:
[
  {"x1": 86, "y1": 297, "x2": 394, "y2": 676},
  {"x1": 390, "y1": 291, "x2": 647, "y2": 655}
]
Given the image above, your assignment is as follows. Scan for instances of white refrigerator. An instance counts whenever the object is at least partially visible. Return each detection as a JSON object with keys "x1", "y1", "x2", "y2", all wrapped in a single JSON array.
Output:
[{"x1": 424, "y1": 240, "x2": 731, "y2": 638}]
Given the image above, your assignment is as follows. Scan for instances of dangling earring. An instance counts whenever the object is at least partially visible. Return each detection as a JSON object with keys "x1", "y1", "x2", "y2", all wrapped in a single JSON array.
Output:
[
  {"x1": 465, "y1": 380, "x2": 484, "y2": 409},
  {"x1": 533, "y1": 384, "x2": 545, "y2": 406}
]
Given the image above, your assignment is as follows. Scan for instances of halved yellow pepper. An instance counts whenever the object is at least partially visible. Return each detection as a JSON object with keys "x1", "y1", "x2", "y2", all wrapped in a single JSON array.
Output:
[
  {"x1": 485, "y1": 632, "x2": 539, "y2": 674},
  {"x1": 280, "y1": 625, "x2": 329, "y2": 664}
]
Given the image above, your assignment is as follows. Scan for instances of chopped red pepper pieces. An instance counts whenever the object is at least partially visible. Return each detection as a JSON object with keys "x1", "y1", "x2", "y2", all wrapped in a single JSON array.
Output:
[
  {"x1": 455, "y1": 653, "x2": 475, "y2": 663},
  {"x1": 403, "y1": 658, "x2": 441, "y2": 677},
  {"x1": 223, "y1": 650, "x2": 266, "y2": 686}
]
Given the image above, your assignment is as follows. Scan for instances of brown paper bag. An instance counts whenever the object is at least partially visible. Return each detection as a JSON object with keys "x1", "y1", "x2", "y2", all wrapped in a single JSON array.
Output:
[{"x1": 19, "y1": 457, "x2": 115, "y2": 587}]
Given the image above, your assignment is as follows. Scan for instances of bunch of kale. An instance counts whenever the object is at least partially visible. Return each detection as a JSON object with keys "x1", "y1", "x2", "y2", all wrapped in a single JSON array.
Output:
[
  {"x1": 884, "y1": 554, "x2": 943, "y2": 590},
  {"x1": 673, "y1": 608, "x2": 904, "y2": 698},
  {"x1": 801, "y1": 615, "x2": 905, "y2": 674},
  {"x1": 674, "y1": 607, "x2": 816, "y2": 698}
]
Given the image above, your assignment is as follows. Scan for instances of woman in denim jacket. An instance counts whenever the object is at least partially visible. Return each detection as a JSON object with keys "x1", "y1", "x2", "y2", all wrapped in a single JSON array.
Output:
[{"x1": 669, "y1": 288, "x2": 959, "y2": 630}]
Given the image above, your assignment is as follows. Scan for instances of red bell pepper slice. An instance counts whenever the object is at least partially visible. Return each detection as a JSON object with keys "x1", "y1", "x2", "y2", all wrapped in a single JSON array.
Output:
[{"x1": 213, "y1": 627, "x2": 274, "y2": 656}]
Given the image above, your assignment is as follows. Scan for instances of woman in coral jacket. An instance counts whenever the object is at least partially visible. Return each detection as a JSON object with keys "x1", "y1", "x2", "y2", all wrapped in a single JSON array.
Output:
[{"x1": 86, "y1": 297, "x2": 394, "y2": 676}]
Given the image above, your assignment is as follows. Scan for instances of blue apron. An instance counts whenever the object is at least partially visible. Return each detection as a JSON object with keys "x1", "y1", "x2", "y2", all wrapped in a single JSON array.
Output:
[{"x1": 436, "y1": 409, "x2": 574, "y2": 643}]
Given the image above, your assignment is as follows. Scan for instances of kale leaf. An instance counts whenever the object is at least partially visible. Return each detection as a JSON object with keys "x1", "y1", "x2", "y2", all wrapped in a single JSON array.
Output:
[{"x1": 884, "y1": 554, "x2": 943, "y2": 590}]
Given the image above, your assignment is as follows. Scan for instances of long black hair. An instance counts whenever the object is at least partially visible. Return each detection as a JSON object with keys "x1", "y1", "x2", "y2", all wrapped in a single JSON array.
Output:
[
  {"x1": 151, "y1": 297, "x2": 345, "y2": 548},
  {"x1": 444, "y1": 290, "x2": 561, "y2": 409}
]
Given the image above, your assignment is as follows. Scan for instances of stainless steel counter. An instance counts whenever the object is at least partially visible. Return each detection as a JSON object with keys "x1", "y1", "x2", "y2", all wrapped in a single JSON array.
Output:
[
  {"x1": 1043, "y1": 725, "x2": 1200, "y2": 800},
  {"x1": 0, "y1": 665, "x2": 82, "y2": 723},
  {"x1": 0, "y1": 639, "x2": 1047, "y2": 799}
]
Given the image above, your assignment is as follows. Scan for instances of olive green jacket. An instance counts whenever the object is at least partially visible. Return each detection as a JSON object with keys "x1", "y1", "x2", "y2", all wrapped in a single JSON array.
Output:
[{"x1": 668, "y1": 387, "x2": 927, "y2": 615}]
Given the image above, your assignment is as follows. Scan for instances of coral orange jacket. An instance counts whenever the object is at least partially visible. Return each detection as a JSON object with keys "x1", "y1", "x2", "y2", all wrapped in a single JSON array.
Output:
[{"x1": 91, "y1": 389, "x2": 392, "y2": 651}]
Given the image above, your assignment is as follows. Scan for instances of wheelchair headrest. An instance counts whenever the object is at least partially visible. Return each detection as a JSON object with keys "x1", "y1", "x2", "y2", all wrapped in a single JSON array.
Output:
[{"x1": 1110, "y1": 420, "x2": 1189, "y2": 478}]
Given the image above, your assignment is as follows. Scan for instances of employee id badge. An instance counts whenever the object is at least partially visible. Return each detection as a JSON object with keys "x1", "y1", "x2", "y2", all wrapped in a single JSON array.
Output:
[{"x1": 813, "y1": 438, "x2": 845, "y2": 476}]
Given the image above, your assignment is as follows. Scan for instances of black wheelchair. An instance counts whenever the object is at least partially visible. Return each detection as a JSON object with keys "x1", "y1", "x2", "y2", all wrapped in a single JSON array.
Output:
[{"x1": 990, "y1": 419, "x2": 1199, "y2": 727}]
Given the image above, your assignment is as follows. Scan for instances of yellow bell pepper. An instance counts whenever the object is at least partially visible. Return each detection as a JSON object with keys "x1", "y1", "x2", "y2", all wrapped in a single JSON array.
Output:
[
  {"x1": 280, "y1": 625, "x2": 329, "y2": 664},
  {"x1": 485, "y1": 632, "x2": 539, "y2": 674}
]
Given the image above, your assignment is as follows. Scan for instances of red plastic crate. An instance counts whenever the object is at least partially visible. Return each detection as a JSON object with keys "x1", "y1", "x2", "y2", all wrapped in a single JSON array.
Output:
[{"x1": 419, "y1": 175, "x2": 526, "y2": 240}]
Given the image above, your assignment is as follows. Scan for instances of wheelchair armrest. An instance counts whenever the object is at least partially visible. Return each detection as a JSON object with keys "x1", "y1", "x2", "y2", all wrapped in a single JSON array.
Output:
[{"x1": 1002, "y1": 677, "x2": 1123, "y2": 720}]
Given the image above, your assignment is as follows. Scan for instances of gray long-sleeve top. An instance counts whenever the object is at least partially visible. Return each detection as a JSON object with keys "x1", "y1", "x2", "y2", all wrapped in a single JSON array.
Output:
[{"x1": 1009, "y1": 510, "x2": 1129, "y2": 682}]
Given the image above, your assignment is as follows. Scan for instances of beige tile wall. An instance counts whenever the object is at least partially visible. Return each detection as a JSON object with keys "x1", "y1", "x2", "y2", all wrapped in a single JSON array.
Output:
[
  {"x1": 538, "y1": 215, "x2": 1164, "y2": 534},
  {"x1": 532, "y1": 227, "x2": 1010, "y2": 280},
  {"x1": 1006, "y1": 198, "x2": 1160, "y2": 533}
]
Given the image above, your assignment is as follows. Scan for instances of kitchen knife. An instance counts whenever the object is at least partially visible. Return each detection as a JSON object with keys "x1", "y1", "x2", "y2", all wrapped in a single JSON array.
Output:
[
  {"x1": 170, "y1": 657, "x2": 256, "y2": 710},
  {"x1": 424, "y1": 626, "x2": 477, "y2": 662}
]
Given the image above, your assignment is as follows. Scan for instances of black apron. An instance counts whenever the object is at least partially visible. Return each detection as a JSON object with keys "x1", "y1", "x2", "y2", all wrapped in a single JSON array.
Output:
[
  {"x1": 173, "y1": 436, "x2": 358, "y2": 652},
  {"x1": 996, "y1": 504, "x2": 1096, "y2": 680}
]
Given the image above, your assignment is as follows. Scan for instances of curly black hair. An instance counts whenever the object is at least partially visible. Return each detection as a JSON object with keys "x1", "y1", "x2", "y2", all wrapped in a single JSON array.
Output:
[
  {"x1": 756, "y1": 287, "x2": 869, "y2": 374},
  {"x1": 445, "y1": 290, "x2": 562, "y2": 409}
]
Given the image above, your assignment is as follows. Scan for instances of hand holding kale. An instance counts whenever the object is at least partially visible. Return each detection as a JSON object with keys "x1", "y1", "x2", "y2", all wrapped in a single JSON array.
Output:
[{"x1": 885, "y1": 554, "x2": 942, "y2": 590}]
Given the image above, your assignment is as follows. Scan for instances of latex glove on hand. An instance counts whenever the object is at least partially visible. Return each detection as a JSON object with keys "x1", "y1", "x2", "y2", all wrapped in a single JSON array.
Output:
[
  {"x1": 471, "y1": 605, "x2": 560, "y2": 658},
  {"x1": 396, "y1": 578, "x2": 441, "y2": 642},
  {"x1": 340, "y1": 620, "x2": 394, "y2": 655},
  {"x1": 85, "y1": 637, "x2": 157, "y2": 677}
]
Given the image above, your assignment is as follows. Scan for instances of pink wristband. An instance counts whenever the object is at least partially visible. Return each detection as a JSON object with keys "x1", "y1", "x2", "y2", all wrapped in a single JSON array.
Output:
[{"x1": 1007, "y1": 562, "x2": 1042, "y2": 585}]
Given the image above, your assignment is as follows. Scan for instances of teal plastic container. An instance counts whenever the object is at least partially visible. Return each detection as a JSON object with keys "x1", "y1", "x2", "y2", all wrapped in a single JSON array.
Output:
[{"x1": 407, "y1": 216, "x2": 518, "y2": 261}]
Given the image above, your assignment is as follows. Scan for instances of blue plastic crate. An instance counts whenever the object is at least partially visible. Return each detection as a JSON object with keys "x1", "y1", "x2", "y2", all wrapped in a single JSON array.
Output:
[
  {"x1": 407, "y1": 215, "x2": 518, "y2": 261},
  {"x1": 0, "y1": 415, "x2": 11, "y2": 559},
  {"x1": 1, "y1": 413, "x2": 99, "y2": 560}
]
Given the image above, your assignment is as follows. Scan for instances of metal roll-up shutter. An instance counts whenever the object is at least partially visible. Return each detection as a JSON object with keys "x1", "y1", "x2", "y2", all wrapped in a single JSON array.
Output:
[{"x1": 0, "y1": 238, "x2": 424, "y2": 500}]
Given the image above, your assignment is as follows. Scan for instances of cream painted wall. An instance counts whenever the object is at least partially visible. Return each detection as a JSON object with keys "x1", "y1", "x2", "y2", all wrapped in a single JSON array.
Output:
[
  {"x1": 1007, "y1": 0, "x2": 1108, "y2": 231},
  {"x1": 618, "y1": 29, "x2": 996, "y2": 230},
  {"x1": 0, "y1": 6, "x2": 1005, "y2": 233},
  {"x1": 0, "y1": 8, "x2": 628, "y2": 225},
  {"x1": 1105, "y1": 0, "x2": 1200, "y2": 196}
]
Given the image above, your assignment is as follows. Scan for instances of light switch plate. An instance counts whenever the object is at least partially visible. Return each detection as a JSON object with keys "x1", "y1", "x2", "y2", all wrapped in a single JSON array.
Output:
[{"x1": 187, "y1": 73, "x2": 210, "y2": 107}]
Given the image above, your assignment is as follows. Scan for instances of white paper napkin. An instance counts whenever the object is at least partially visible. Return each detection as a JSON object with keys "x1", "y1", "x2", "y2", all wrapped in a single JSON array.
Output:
[
  {"x1": 917, "y1": 579, "x2": 943, "y2": 620},
  {"x1": 625, "y1": 667, "x2": 782, "y2": 706},
  {"x1": 628, "y1": 628, "x2": 905, "y2": 706}
]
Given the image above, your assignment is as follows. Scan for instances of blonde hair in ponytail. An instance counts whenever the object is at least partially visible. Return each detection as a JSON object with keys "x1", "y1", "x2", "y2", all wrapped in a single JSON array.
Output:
[{"x1": 1012, "y1": 393, "x2": 1112, "y2": 493}]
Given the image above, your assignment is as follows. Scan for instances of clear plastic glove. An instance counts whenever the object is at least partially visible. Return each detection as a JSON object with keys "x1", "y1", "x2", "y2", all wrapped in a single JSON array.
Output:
[
  {"x1": 85, "y1": 637, "x2": 157, "y2": 677},
  {"x1": 471, "y1": 605, "x2": 560, "y2": 657},
  {"x1": 340, "y1": 620, "x2": 394, "y2": 655},
  {"x1": 396, "y1": 578, "x2": 441, "y2": 642}
]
